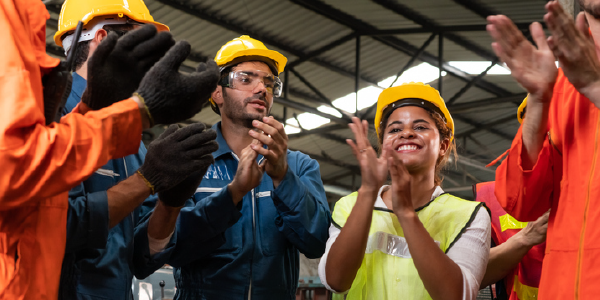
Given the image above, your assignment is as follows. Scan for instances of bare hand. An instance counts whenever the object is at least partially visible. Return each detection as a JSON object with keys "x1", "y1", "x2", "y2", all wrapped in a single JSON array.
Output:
[
  {"x1": 519, "y1": 210, "x2": 550, "y2": 247},
  {"x1": 545, "y1": 2, "x2": 600, "y2": 96},
  {"x1": 249, "y1": 116, "x2": 289, "y2": 188},
  {"x1": 228, "y1": 140, "x2": 265, "y2": 204},
  {"x1": 388, "y1": 148, "x2": 413, "y2": 218},
  {"x1": 346, "y1": 117, "x2": 389, "y2": 193},
  {"x1": 487, "y1": 15, "x2": 557, "y2": 102}
]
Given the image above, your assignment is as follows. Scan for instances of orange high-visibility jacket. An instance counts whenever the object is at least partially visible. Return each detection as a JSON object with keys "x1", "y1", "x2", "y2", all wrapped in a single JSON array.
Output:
[
  {"x1": 475, "y1": 182, "x2": 545, "y2": 300},
  {"x1": 494, "y1": 68, "x2": 600, "y2": 299},
  {"x1": 0, "y1": 0, "x2": 143, "y2": 299}
]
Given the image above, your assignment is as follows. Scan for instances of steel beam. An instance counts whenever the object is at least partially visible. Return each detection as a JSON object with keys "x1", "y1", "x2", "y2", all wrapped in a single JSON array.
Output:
[
  {"x1": 454, "y1": 115, "x2": 513, "y2": 141},
  {"x1": 361, "y1": 33, "x2": 437, "y2": 118},
  {"x1": 358, "y1": 23, "x2": 540, "y2": 35},
  {"x1": 448, "y1": 93, "x2": 526, "y2": 114},
  {"x1": 387, "y1": 33, "x2": 437, "y2": 88},
  {"x1": 156, "y1": 0, "x2": 382, "y2": 88},
  {"x1": 455, "y1": 114, "x2": 516, "y2": 139},
  {"x1": 288, "y1": 69, "x2": 352, "y2": 120},
  {"x1": 289, "y1": 0, "x2": 510, "y2": 96},
  {"x1": 355, "y1": 35, "x2": 361, "y2": 115},
  {"x1": 287, "y1": 32, "x2": 357, "y2": 69},
  {"x1": 288, "y1": 123, "x2": 347, "y2": 140},
  {"x1": 438, "y1": 32, "x2": 444, "y2": 93},
  {"x1": 445, "y1": 59, "x2": 498, "y2": 106},
  {"x1": 372, "y1": 0, "x2": 499, "y2": 62},
  {"x1": 451, "y1": 0, "x2": 497, "y2": 19},
  {"x1": 274, "y1": 97, "x2": 348, "y2": 125}
]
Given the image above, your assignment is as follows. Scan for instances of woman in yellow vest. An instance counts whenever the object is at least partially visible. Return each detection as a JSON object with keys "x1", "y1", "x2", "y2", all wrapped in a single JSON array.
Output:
[{"x1": 318, "y1": 82, "x2": 491, "y2": 300}]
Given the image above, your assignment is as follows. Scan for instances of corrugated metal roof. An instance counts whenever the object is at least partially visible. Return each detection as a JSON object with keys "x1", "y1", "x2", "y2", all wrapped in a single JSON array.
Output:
[{"x1": 44, "y1": 0, "x2": 553, "y2": 199}]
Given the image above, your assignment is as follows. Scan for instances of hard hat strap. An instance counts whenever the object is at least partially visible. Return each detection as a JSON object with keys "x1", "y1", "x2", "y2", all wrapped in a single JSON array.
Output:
[
  {"x1": 62, "y1": 16, "x2": 129, "y2": 56},
  {"x1": 379, "y1": 98, "x2": 447, "y2": 130}
]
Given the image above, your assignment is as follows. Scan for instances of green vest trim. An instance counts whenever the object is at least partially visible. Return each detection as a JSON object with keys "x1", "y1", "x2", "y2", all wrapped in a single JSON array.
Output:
[{"x1": 331, "y1": 191, "x2": 487, "y2": 300}]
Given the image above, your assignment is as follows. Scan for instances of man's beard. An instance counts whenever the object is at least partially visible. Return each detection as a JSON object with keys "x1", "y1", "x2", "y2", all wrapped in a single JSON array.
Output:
[
  {"x1": 223, "y1": 92, "x2": 270, "y2": 129},
  {"x1": 580, "y1": 0, "x2": 600, "y2": 19}
]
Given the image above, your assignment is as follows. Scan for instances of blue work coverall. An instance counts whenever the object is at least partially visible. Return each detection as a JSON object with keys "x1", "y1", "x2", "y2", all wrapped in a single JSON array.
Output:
[
  {"x1": 58, "y1": 73, "x2": 175, "y2": 300},
  {"x1": 162, "y1": 122, "x2": 331, "y2": 300}
]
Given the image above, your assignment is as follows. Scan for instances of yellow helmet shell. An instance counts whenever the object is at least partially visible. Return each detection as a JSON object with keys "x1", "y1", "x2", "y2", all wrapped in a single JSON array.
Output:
[
  {"x1": 517, "y1": 96, "x2": 528, "y2": 124},
  {"x1": 214, "y1": 35, "x2": 287, "y2": 75},
  {"x1": 374, "y1": 82, "x2": 454, "y2": 141},
  {"x1": 54, "y1": 0, "x2": 169, "y2": 47}
]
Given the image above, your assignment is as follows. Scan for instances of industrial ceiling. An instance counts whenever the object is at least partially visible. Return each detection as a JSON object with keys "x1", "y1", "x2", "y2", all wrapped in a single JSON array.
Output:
[{"x1": 44, "y1": 0, "x2": 551, "y2": 202}]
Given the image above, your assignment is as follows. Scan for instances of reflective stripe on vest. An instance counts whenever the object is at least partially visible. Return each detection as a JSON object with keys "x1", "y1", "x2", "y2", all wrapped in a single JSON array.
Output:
[
  {"x1": 332, "y1": 192, "x2": 484, "y2": 300},
  {"x1": 513, "y1": 275, "x2": 539, "y2": 300},
  {"x1": 499, "y1": 214, "x2": 528, "y2": 232}
]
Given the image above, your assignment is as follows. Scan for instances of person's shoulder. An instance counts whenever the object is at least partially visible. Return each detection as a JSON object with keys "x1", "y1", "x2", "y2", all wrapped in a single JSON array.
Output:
[{"x1": 286, "y1": 149, "x2": 316, "y2": 163}]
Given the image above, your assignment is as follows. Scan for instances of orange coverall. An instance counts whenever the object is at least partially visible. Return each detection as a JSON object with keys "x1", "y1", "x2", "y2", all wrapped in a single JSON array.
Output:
[
  {"x1": 495, "y1": 68, "x2": 600, "y2": 299},
  {"x1": 0, "y1": 0, "x2": 143, "y2": 299}
]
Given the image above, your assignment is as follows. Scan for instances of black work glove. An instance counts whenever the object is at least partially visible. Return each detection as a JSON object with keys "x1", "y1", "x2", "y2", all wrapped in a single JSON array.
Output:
[
  {"x1": 135, "y1": 41, "x2": 220, "y2": 125},
  {"x1": 137, "y1": 123, "x2": 218, "y2": 194},
  {"x1": 158, "y1": 168, "x2": 210, "y2": 207},
  {"x1": 82, "y1": 24, "x2": 175, "y2": 110}
]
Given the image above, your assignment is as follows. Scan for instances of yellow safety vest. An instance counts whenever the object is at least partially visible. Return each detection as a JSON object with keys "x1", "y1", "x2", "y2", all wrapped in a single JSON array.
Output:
[{"x1": 331, "y1": 192, "x2": 486, "y2": 300}]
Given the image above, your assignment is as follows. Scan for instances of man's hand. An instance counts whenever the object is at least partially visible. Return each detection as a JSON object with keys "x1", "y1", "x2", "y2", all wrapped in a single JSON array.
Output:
[
  {"x1": 83, "y1": 24, "x2": 175, "y2": 110},
  {"x1": 228, "y1": 140, "x2": 265, "y2": 204},
  {"x1": 487, "y1": 16, "x2": 557, "y2": 102},
  {"x1": 249, "y1": 116, "x2": 289, "y2": 188},
  {"x1": 518, "y1": 210, "x2": 550, "y2": 247},
  {"x1": 545, "y1": 1, "x2": 600, "y2": 100},
  {"x1": 138, "y1": 123, "x2": 218, "y2": 194}
]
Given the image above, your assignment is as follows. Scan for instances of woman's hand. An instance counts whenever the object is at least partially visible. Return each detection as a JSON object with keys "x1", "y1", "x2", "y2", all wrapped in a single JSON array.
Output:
[
  {"x1": 346, "y1": 117, "x2": 389, "y2": 193},
  {"x1": 388, "y1": 147, "x2": 414, "y2": 219}
]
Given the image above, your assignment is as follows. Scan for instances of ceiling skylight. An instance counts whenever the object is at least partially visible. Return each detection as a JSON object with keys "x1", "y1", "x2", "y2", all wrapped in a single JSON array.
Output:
[{"x1": 284, "y1": 61, "x2": 509, "y2": 134}]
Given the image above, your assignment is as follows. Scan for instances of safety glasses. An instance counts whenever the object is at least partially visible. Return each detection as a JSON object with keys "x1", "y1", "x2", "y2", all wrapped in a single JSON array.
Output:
[{"x1": 220, "y1": 70, "x2": 282, "y2": 97}]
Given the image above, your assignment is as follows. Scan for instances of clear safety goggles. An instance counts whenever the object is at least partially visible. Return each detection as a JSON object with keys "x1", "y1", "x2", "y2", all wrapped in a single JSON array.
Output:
[{"x1": 220, "y1": 70, "x2": 282, "y2": 97}]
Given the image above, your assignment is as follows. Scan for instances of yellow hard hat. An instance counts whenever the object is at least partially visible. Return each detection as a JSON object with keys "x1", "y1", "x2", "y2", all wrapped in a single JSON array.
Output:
[
  {"x1": 209, "y1": 35, "x2": 287, "y2": 115},
  {"x1": 214, "y1": 35, "x2": 287, "y2": 75},
  {"x1": 517, "y1": 96, "x2": 528, "y2": 124},
  {"x1": 374, "y1": 82, "x2": 454, "y2": 141},
  {"x1": 54, "y1": 0, "x2": 169, "y2": 52}
]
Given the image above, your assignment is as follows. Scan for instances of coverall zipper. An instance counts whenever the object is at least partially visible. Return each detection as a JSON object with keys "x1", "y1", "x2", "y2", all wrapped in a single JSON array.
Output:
[
  {"x1": 247, "y1": 157, "x2": 264, "y2": 300},
  {"x1": 575, "y1": 115, "x2": 600, "y2": 299}
]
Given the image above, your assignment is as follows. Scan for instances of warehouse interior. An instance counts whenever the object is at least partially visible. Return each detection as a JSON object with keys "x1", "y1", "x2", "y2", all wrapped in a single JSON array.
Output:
[
  {"x1": 42, "y1": 0, "x2": 556, "y2": 202},
  {"x1": 42, "y1": 1, "x2": 562, "y2": 298}
]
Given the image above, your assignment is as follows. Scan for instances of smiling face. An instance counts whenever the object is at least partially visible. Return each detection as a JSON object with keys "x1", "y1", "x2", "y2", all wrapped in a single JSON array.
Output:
[
  {"x1": 381, "y1": 106, "x2": 450, "y2": 174},
  {"x1": 216, "y1": 61, "x2": 274, "y2": 128}
]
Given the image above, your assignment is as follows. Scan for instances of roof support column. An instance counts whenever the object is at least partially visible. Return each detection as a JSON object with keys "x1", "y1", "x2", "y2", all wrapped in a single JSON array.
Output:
[
  {"x1": 355, "y1": 35, "x2": 361, "y2": 115},
  {"x1": 438, "y1": 32, "x2": 444, "y2": 93}
]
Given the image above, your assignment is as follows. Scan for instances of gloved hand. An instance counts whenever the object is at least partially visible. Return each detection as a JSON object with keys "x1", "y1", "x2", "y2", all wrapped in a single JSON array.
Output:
[
  {"x1": 158, "y1": 168, "x2": 209, "y2": 207},
  {"x1": 82, "y1": 24, "x2": 175, "y2": 110},
  {"x1": 137, "y1": 123, "x2": 219, "y2": 194},
  {"x1": 135, "y1": 41, "x2": 220, "y2": 125}
]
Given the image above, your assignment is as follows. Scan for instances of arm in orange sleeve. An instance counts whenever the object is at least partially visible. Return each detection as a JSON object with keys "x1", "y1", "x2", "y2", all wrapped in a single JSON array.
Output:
[
  {"x1": 0, "y1": 0, "x2": 144, "y2": 207},
  {"x1": 0, "y1": 98, "x2": 143, "y2": 207},
  {"x1": 495, "y1": 126, "x2": 554, "y2": 221}
]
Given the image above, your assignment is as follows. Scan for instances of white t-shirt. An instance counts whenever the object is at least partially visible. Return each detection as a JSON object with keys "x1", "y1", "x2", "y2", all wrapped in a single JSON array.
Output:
[{"x1": 318, "y1": 186, "x2": 491, "y2": 300}]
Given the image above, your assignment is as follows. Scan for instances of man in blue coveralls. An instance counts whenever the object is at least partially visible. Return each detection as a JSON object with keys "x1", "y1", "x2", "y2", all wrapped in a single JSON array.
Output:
[
  {"x1": 163, "y1": 35, "x2": 331, "y2": 300},
  {"x1": 54, "y1": 1, "x2": 219, "y2": 299}
]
